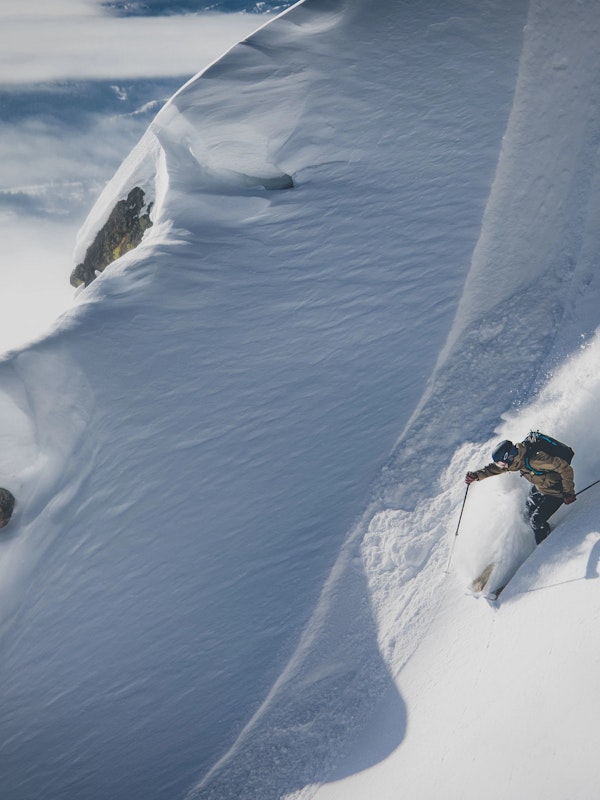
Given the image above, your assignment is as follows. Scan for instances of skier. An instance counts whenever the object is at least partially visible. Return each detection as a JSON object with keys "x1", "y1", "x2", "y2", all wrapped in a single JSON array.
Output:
[
  {"x1": 465, "y1": 439, "x2": 576, "y2": 544},
  {"x1": 0, "y1": 488, "x2": 15, "y2": 529}
]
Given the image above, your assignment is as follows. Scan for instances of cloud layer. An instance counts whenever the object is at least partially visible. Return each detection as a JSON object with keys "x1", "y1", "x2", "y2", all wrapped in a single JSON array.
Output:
[{"x1": 0, "y1": 2, "x2": 263, "y2": 84}]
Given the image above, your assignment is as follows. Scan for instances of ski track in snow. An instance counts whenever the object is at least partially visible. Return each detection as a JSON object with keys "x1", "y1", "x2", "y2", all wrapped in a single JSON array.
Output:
[{"x1": 2, "y1": 0, "x2": 600, "y2": 799}]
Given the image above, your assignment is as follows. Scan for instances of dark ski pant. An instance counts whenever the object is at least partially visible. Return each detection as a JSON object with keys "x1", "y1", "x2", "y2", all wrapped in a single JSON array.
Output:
[{"x1": 526, "y1": 486, "x2": 563, "y2": 544}]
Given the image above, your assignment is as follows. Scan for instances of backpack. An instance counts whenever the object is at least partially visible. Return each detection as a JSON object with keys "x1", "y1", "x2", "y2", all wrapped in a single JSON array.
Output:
[{"x1": 521, "y1": 431, "x2": 574, "y2": 475}]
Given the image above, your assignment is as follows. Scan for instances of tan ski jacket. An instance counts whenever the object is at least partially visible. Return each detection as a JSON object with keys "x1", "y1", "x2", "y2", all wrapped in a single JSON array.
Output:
[{"x1": 474, "y1": 442, "x2": 575, "y2": 498}]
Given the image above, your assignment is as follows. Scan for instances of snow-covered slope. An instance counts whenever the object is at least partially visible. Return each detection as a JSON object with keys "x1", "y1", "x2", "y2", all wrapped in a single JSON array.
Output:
[
  {"x1": 311, "y1": 1, "x2": 600, "y2": 798},
  {"x1": 2, "y1": 0, "x2": 600, "y2": 799},
  {"x1": 315, "y1": 332, "x2": 600, "y2": 800}
]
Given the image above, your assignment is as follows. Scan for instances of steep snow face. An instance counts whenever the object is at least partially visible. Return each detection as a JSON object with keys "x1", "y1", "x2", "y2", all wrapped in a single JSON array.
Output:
[
  {"x1": 311, "y1": 1, "x2": 600, "y2": 799},
  {"x1": 382, "y1": 0, "x2": 600, "y2": 507},
  {"x1": 356, "y1": 0, "x2": 600, "y2": 682},
  {"x1": 6, "y1": 0, "x2": 599, "y2": 799},
  {"x1": 315, "y1": 330, "x2": 600, "y2": 800}
]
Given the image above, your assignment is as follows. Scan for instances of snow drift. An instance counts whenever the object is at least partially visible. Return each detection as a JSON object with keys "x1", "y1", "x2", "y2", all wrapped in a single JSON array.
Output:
[{"x1": 2, "y1": 0, "x2": 600, "y2": 799}]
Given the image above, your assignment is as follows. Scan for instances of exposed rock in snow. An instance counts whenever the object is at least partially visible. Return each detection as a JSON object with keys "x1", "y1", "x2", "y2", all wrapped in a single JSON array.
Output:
[
  {"x1": 0, "y1": 487, "x2": 15, "y2": 528},
  {"x1": 69, "y1": 187, "x2": 153, "y2": 287}
]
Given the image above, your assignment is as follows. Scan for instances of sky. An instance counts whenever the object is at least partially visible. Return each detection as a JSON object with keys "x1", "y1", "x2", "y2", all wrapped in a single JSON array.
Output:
[{"x1": 0, "y1": 0, "x2": 275, "y2": 353}]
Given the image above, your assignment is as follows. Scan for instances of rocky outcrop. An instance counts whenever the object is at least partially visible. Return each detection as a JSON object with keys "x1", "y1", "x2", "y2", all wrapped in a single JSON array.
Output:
[
  {"x1": 0, "y1": 487, "x2": 15, "y2": 528},
  {"x1": 70, "y1": 187, "x2": 153, "y2": 288}
]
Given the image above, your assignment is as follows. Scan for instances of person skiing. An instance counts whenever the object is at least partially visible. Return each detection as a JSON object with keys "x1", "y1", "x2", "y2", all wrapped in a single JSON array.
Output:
[{"x1": 465, "y1": 439, "x2": 576, "y2": 544}]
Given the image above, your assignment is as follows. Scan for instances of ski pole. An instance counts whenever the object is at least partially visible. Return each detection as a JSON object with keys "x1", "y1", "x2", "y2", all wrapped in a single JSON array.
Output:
[
  {"x1": 445, "y1": 484, "x2": 469, "y2": 573},
  {"x1": 576, "y1": 478, "x2": 600, "y2": 497}
]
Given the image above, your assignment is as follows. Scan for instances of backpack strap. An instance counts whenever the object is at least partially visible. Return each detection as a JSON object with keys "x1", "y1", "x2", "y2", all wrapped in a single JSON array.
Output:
[{"x1": 524, "y1": 454, "x2": 546, "y2": 476}]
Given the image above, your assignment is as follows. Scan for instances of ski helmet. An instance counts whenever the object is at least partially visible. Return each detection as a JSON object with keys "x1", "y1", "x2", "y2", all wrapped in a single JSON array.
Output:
[{"x1": 491, "y1": 440, "x2": 516, "y2": 465}]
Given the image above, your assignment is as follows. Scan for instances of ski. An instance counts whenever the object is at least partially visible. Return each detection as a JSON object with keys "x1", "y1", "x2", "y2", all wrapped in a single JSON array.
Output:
[{"x1": 485, "y1": 584, "x2": 507, "y2": 603}]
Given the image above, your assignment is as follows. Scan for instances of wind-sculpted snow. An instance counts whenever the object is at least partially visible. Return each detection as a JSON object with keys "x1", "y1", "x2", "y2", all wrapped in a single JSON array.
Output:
[
  {"x1": 360, "y1": 0, "x2": 600, "y2": 672},
  {"x1": 347, "y1": 0, "x2": 600, "y2": 674},
  {"x1": 313, "y1": 1, "x2": 600, "y2": 798},
  {"x1": 4, "y1": 0, "x2": 600, "y2": 799},
  {"x1": 382, "y1": 0, "x2": 600, "y2": 506},
  {"x1": 0, "y1": 348, "x2": 93, "y2": 621},
  {"x1": 2, "y1": 0, "x2": 527, "y2": 797}
]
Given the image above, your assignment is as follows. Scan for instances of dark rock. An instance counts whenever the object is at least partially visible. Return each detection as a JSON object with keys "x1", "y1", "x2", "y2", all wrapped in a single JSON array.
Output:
[
  {"x1": 70, "y1": 187, "x2": 153, "y2": 288},
  {"x1": 0, "y1": 488, "x2": 15, "y2": 528}
]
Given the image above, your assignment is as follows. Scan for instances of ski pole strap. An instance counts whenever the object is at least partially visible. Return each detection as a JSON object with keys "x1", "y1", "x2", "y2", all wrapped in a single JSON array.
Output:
[{"x1": 575, "y1": 478, "x2": 600, "y2": 497}]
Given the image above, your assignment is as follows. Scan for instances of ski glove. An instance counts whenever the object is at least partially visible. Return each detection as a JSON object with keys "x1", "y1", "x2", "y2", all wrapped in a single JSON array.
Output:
[
  {"x1": 465, "y1": 472, "x2": 479, "y2": 485},
  {"x1": 563, "y1": 493, "x2": 576, "y2": 505}
]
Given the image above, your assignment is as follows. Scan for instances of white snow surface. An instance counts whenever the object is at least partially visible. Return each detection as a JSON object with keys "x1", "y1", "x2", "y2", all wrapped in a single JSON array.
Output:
[{"x1": 2, "y1": 1, "x2": 600, "y2": 799}]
